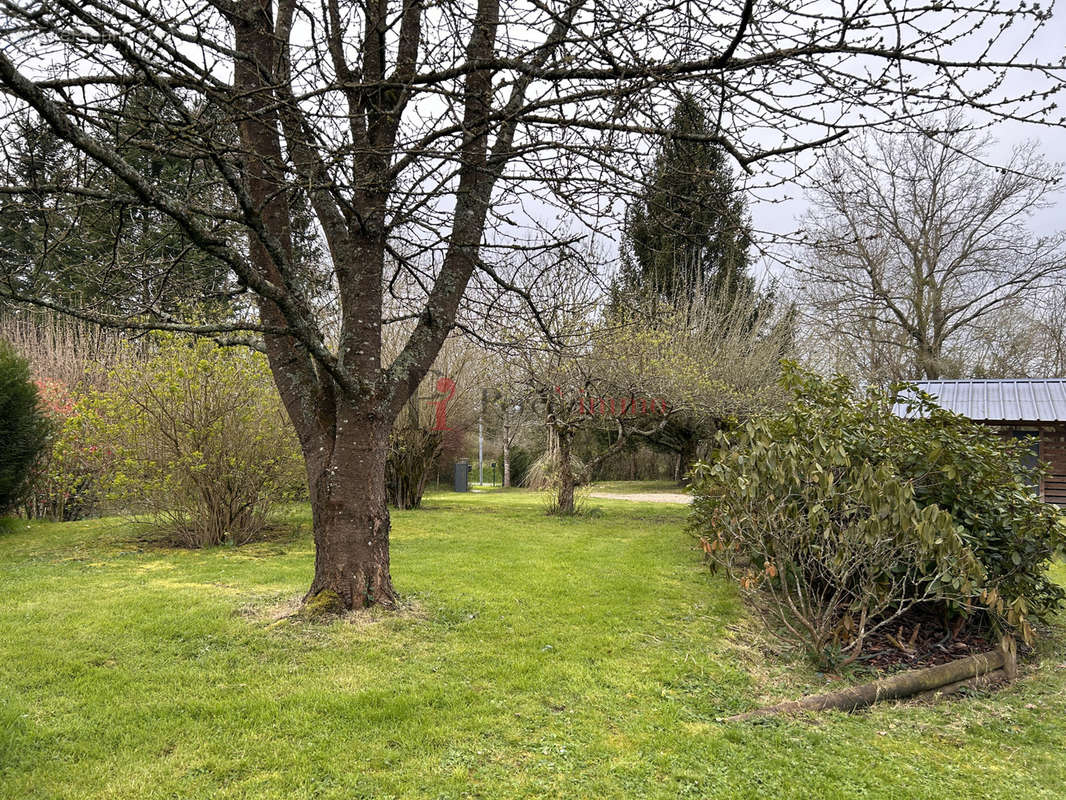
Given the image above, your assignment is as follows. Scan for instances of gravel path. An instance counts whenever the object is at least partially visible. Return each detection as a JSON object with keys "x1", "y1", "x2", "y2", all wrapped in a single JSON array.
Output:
[{"x1": 588, "y1": 492, "x2": 691, "y2": 504}]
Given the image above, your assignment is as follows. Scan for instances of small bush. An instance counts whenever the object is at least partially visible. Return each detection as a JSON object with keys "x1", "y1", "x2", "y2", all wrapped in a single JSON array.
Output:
[
  {"x1": 690, "y1": 367, "x2": 1064, "y2": 669},
  {"x1": 0, "y1": 341, "x2": 50, "y2": 513},
  {"x1": 386, "y1": 420, "x2": 443, "y2": 509},
  {"x1": 507, "y1": 445, "x2": 533, "y2": 488},
  {"x1": 22, "y1": 381, "x2": 103, "y2": 521},
  {"x1": 87, "y1": 335, "x2": 304, "y2": 546}
]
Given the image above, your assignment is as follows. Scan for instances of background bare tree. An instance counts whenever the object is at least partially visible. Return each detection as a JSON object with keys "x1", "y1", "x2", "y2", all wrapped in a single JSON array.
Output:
[
  {"x1": 961, "y1": 291, "x2": 1066, "y2": 378},
  {"x1": 794, "y1": 116, "x2": 1066, "y2": 382},
  {"x1": 1, "y1": 1, "x2": 1064, "y2": 608},
  {"x1": 502, "y1": 245, "x2": 788, "y2": 514},
  {"x1": 479, "y1": 354, "x2": 532, "y2": 489},
  {"x1": 1031, "y1": 286, "x2": 1066, "y2": 377}
]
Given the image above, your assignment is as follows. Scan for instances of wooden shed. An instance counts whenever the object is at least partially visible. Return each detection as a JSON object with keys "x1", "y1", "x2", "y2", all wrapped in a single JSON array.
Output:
[{"x1": 900, "y1": 379, "x2": 1066, "y2": 506}]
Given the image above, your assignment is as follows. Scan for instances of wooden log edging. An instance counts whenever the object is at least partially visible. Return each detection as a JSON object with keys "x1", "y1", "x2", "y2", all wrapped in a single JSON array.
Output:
[
  {"x1": 726, "y1": 640, "x2": 1016, "y2": 722},
  {"x1": 912, "y1": 669, "x2": 1008, "y2": 702}
]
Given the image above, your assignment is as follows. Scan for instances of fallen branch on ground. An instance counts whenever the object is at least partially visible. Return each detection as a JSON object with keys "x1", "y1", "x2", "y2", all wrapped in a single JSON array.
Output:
[
  {"x1": 726, "y1": 638, "x2": 1016, "y2": 722},
  {"x1": 912, "y1": 669, "x2": 1009, "y2": 702}
]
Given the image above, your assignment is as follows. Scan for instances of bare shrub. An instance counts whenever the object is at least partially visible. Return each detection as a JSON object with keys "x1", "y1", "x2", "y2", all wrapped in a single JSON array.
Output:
[
  {"x1": 0, "y1": 311, "x2": 132, "y2": 390},
  {"x1": 0, "y1": 312, "x2": 130, "y2": 519},
  {"x1": 88, "y1": 334, "x2": 304, "y2": 547}
]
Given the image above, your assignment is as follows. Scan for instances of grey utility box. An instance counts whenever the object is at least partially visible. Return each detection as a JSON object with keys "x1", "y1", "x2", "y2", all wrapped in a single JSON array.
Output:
[{"x1": 454, "y1": 460, "x2": 470, "y2": 492}]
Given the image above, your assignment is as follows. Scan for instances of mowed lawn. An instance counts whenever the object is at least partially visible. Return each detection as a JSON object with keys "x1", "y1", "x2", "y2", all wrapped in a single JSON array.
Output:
[{"x1": 1, "y1": 491, "x2": 1065, "y2": 799}]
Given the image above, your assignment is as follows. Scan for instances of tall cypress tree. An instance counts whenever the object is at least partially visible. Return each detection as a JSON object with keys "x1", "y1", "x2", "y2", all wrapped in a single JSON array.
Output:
[
  {"x1": 619, "y1": 94, "x2": 754, "y2": 309},
  {"x1": 614, "y1": 96, "x2": 762, "y2": 482},
  {"x1": 93, "y1": 87, "x2": 233, "y2": 314}
]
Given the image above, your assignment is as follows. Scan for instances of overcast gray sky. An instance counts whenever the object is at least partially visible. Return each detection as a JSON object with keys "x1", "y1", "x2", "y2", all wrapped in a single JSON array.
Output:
[{"x1": 750, "y1": 4, "x2": 1066, "y2": 277}]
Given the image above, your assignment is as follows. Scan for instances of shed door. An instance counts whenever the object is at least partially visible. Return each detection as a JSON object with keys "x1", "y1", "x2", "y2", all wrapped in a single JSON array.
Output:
[{"x1": 1042, "y1": 428, "x2": 1066, "y2": 506}]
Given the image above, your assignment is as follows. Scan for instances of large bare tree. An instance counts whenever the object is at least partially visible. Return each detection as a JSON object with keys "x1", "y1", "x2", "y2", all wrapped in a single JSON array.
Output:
[
  {"x1": 795, "y1": 116, "x2": 1066, "y2": 382},
  {"x1": 0, "y1": 1, "x2": 1063, "y2": 608}
]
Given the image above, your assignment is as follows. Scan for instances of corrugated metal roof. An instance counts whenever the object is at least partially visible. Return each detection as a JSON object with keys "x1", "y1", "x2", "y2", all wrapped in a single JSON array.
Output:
[{"x1": 893, "y1": 379, "x2": 1066, "y2": 422}]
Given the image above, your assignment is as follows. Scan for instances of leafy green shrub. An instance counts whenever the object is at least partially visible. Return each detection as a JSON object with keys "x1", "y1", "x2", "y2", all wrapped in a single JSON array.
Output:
[
  {"x1": 86, "y1": 335, "x2": 304, "y2": 546},
  {"x1": 22, "y1": 381, "x2": 103, "y2": 521},
  {"x1": 690, "y1": 367, "x2": 1063, "y2": 668},
  {"x1": 0, "y1": 341, "x2": 50, "y2": 513}
]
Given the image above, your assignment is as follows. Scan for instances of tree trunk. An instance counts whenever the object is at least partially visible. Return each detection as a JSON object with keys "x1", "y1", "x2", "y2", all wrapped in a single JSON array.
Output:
[
  {"x1": 502, "y1": 421, "x2": 512, "y2": 488},
  {"x1": 917, "y1": 341, "x2": 941, "y2": 379},
  {"x1": 677, "y1": 436, "x2": 699, "y2": 486},
  {"x1": 304, "y1": 415, "x2": 398, "y2": 610},
  {"x1": 556, "y1": 425, "x2": 576, "y2": 514},
  {"x1": 231, "y1": 4, "x2": 398, "y2": 612}
]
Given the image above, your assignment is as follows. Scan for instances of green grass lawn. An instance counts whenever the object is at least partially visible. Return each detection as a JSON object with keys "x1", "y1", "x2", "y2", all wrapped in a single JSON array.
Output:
[{"x1": 1, "y1": 490, "x2": 1065, "y2": 799}]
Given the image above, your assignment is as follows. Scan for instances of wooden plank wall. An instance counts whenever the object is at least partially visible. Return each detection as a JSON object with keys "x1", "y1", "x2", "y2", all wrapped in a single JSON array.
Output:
[{"x1": 1042, "y1": 425, "x2": 1066, "y2": 506}]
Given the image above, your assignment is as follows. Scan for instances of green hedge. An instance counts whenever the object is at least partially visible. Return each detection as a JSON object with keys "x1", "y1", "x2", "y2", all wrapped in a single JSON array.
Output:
[{"x1": 0, "y1": 341, "x2": 50, "y2": 513}]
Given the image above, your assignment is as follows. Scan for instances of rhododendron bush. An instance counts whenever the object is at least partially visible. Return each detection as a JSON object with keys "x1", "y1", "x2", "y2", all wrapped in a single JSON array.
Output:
[{"x1": 690, "y1": 367, "x2": 1064, "y2": 669}]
